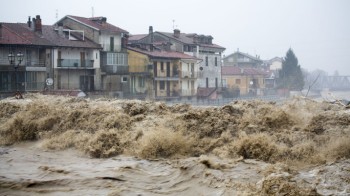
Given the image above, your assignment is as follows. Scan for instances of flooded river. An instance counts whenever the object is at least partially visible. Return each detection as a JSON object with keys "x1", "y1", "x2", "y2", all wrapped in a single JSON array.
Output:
[{"x1": 0, "y1": 93, "x2": 349, "y2": 195}]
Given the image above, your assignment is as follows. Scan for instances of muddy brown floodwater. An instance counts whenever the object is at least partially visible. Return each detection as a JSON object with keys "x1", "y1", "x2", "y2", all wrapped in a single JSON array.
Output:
[{"x1": 0, "y1": 94, "x2": 349, "y2": 195}]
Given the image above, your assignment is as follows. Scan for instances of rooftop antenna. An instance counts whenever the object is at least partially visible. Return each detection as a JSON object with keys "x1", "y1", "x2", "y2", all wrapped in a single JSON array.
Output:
[
  {"x1": 92, "y1": 7, "x2": 94, "y2": 17},
  {"x1": 172, "y1": 19, "x2": 175, "y2": 30},
  {"x1": 55, "y1": 9, "x2": 58, "y2": 22}
]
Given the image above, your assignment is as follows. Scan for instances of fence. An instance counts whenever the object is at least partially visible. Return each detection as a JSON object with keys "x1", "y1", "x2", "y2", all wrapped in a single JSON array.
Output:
[{"x1": 164, "y1": 95, "x2": 286, "y2": 106}]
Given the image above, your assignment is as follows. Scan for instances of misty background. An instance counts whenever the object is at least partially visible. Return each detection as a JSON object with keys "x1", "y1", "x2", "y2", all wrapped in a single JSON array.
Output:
[{"x1": 1, "y1": 0, "x2": 349, "y2": 75}]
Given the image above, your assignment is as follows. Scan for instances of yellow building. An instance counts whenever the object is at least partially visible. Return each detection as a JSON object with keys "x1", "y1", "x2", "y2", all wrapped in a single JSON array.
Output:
[
  {"x1": 128, "y1": 47, "x2": 198, "y2": 100},
  {"x1": 222, "y1": 66, "x2": 267, "y2": 96}
]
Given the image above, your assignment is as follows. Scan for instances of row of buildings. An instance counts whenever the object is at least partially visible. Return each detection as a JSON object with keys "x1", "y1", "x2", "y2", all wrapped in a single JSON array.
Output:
[{"x1": 0, "y1": 15, "x2": 282, "y2": 100}]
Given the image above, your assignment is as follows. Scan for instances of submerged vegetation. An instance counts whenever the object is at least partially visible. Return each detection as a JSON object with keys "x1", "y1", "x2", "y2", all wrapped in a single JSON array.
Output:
[{"x1": 1, "y1": 94, "x2": 349, "y2": 166}]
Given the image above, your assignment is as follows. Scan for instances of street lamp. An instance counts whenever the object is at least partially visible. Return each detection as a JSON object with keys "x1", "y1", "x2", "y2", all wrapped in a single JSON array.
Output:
[{"x1": 8, "y1": 51, "x2": 24, "y2": 98}]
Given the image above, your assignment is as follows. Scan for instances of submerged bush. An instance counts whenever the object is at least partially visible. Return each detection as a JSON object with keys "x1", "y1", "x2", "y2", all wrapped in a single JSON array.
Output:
[
  {"x1": 85, "y1": 129, "x2": 124, "y2": 158},
  {"x1": 137, "y1": 128, "x2": 190, "y2": 159},
  {"x1": 232, "y1": 133, "x2": 281, "y2": 162}
]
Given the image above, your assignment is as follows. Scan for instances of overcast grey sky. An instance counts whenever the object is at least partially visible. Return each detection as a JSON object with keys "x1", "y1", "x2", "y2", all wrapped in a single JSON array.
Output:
[{"x1": 1, "y1": 0, "x2": 350, "y2": 75}]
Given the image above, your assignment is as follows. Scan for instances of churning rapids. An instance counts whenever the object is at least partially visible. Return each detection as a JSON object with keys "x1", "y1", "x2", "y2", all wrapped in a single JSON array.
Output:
[{"x1": 0, "y1": 94, "x2": 349, "y2": 195}]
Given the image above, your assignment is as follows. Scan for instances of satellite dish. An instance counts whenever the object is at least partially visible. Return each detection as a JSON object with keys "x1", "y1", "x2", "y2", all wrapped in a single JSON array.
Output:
[
  {"x1": 46, "y1": 78, "x2": 53, "y2": 86},
  {"x1": 199, "y1": 67, "x2": 203, "y2": 71}
]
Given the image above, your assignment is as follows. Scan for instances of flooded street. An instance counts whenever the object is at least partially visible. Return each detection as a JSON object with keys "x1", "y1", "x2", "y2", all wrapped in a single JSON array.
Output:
[{"x1": 1, "y1": 93, "x2": 349, "y2": 195}]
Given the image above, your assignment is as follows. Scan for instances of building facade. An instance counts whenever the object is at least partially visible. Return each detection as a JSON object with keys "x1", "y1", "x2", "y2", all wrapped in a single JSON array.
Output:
[
  {"x1": 0, "y1": 16, "x2": 52, "y2": 95},
  {"x1": 56, "y1": 15, "x2": 129, "y2": 97},
  {"x1": 223, "y1": 51, "x2": 263, "y2": 68},
  {"x1": 127, "y1": 46, "x2": 199, "y2": 100},
  {"x1": 222, "y1": 66, "x2": 267, "y2": 96},
  {"x1": 129, "y1": 27, "x2": 225, "y2": 98}
]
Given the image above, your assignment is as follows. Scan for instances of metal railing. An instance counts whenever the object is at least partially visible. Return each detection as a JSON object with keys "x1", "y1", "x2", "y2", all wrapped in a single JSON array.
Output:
[
  {"x1": 101, "y1": 65, "x2": 129, "y2": 74},
  {"x1": 0, "y1": 58, "x2": 45, "y2": 67},
  {"x1": 57, "y1": 59, "x2": 94, "y2": 68},
  {"x1": 180, "y1": 71, "x2": 198, "y2": 78},
  {"x1": 165, "y1": 95, "x2": 286, "y2": 106}
]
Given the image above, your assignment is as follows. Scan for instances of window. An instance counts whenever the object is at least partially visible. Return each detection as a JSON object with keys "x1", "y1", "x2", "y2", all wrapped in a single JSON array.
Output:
[
  {"x1": 161, "y1": 62, "x2": 164, "y2": 72},
  {"x1": 206, "y1": 77, "x2": 209, "y2": 88},
  {"x1": 107, "y1": 53, "x2": 126, "y2": 65},
  {"x1": 96, "y1": 52, "x2": 98, "y2": 59},
  {"x1": 138, "y1": 76, "x2": 144, "y2": 87},
  {"x1": 110, "y1": 37, "x2": 114, "y2": 51},
  {"x1": 205, "y1": 56, "x2": 208, "y2": 66},
  {"x1": 222, "y1": 79, "x2": 227, "y2": 87},
  {"x1": 235, "y1": 79, "x2": 241, "y2": 84},
  {"x1": 121, "y1": 76, "x2": 128, "y2": 83},
  {"x1": 215, "y1": 57, "x2": 218, "y2": 66},
  {"x1": 215, "y1": 78, "x2": 218, "y2": 88},
  {"x1": 160, "y1": 81, "x2": 165, "y2": 90}
]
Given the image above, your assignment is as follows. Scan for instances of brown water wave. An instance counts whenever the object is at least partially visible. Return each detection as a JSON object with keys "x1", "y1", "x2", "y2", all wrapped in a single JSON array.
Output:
[{"x1": 0, "y1": 94, "x2": 350, "y2": 195}]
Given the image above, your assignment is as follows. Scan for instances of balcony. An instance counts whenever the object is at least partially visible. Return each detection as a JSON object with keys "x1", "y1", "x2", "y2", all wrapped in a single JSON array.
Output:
[
  {"x1": 180, "y1": 71, "x2": 198, "y2": 78},
  {"x1": 57, "y1": 59, "x2": 94, "y2": 68},
  {"x1": 0, "y1": 58, "x2": 45, "y2": 67},
  {"x1": 26, "y1": 59, "x2": 45, "y2": 67},
  {"x1": 101, "y1": 65, "x2": 128, "y2": 75}
]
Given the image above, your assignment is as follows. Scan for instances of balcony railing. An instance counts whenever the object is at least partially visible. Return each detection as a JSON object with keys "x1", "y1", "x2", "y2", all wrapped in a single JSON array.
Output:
[
  {"x1": 57, "y1": 59, "x2": 94, "y2": 68},
  {"x1": 0, "y1": 58, "x2": 45, "y2": 67},
  {"x1": 26, "y1": 60, "x2": 45, "y2": 67},
  {"x1": 101, "y1": 65, "x2": 129, "y2": 74},
  {"x1": 180, "y1": 71, "x2": 198, "y2": 78}
]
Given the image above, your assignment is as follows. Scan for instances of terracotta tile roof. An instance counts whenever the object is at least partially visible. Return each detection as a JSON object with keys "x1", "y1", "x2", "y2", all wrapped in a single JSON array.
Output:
[
  {"x1": 0, "y1": 23, "x2": 52, "y2": 46},
  {"x1": 0, "y1": 23, "x2": 101, "y2": 49},
  {"x1": 128, "y1": 47, "x2": 200, "y2": 60},
  {"x1": 66, "y1": 15, "x2": 128, "y2": 34},
  {"x1": 222, "y1": 66, "x2": 268, "y2": 76}
]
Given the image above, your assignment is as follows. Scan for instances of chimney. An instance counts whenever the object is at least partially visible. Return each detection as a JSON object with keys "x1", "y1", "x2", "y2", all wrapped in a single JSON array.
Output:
[
  {"x1": 101, "y1": 17, "x2": 107, "y2": 25},
  {"x1": 121, "y1": 33, "x2": 129, "y2": 48},
  {"x1": 173, "y1": 29, "x2": 180, "y2": 38},
  {"x1": 0, "y1": 23, "x2": 2, "y2": 39},
  {"x1": 32, "y1": 17, "x2": 36, "y2": 31},
  {"x1": 27, "y1": 16, "x2": 32, "y2": 28},
  {"x1": 149, "y1": 26, "x2": 154, "y2": 44},
  {"x1": 34, "y1": 15, "x2": 42, "y2": 34},
  {"x1": 57, "y1": 22, "x2": 64, "y2": 37}
]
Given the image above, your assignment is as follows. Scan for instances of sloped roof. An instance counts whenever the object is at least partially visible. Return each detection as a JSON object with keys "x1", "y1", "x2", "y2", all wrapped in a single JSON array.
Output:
[
  {"x1": 197, "y1": 87, "x2": 216, "y2": 97},
  {"x1": 64, "y1": 15, "x2": 128, "y2": 34},
  {"x1": 129, "y1": 34, "x2": 147, "y2": 41},
  {"x1": 0, "y1": 23, "x2": 101, "y2": 49},
  {"x1": 128, "y1": 47, "x2": 199, "y2": 60},
  {"x1": 224, "y1": 51, "x2": 263, "y2": 62},
  {"x1": 43, "y1": 26, "x2": 101, "y2": 49},
  {"x1": 157, "y1": 31, "x2": 225, "y2": 49},
  {"x1": 0, "y1": 23, "x2": 52, "y2": 46},
  {"x1": 157, "y1": 32, "x2": 195, "y2": 45},
  {"x1": 130, "y1": 30, "x2": 225, "y2": 50},
  {"x1": 222, "y1": 66, "x2": 268, "y2": 76}
]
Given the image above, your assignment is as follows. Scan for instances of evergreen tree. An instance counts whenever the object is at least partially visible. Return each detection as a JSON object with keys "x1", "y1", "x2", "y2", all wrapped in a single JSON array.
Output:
[{"x1": 278, "y1": 48, "x2": 305, "y2": 90}]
